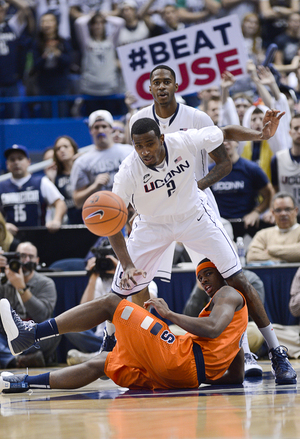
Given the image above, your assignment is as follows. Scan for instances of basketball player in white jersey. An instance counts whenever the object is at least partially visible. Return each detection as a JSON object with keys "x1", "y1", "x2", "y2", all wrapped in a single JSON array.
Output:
[{"x1": 129, "y1": 65, "x2": 231, "y2": 285}]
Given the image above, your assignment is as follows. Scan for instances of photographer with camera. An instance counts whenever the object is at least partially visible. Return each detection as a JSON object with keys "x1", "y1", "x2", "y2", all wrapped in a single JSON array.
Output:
[{"x1": 0, "y1": 242, "x2": 60, "y2": 368}]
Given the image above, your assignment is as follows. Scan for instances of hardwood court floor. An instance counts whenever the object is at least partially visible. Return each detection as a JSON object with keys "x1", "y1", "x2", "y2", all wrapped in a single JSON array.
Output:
[{"x1": 1, "y1": 360, "x2": 300, "y2": 439}]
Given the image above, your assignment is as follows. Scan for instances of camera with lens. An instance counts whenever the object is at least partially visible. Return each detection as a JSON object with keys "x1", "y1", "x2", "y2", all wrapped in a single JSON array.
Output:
[
  {"x1": 2, "y1": 252, "x2": 21, "y2": 273},
  {"x1": 90, "y1": 238, "x2": 116, "y2": 278}
]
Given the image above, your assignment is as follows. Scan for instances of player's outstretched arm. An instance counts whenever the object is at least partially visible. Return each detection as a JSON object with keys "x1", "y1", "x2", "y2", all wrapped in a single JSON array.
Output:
[
  {"x1": 145, "y1": 287, "x2": 243, "y2": 338},
  {"x1": 222, "y1": 109, "x2": 285, "y2": 142},
  {"x1": 109, "y1": 231, "x2": 146, "y2": 289}
]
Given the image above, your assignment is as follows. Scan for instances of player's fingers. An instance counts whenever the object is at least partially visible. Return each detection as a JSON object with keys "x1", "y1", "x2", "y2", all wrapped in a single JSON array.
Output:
[{"x1": 277, "y1": 111, "x2": 285, "y2": 120}]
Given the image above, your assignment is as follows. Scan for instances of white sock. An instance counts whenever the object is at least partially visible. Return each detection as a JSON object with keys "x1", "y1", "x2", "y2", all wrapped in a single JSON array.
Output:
[
  {"x1": 242, "y1": 330, "x2": 251, "y2": 355},
  {"x1": 106, "y1": 321, "x2": 116, "y2": 336},
  {"x1": 259, "y1": 323, "x2": 279, "y2": 350}
]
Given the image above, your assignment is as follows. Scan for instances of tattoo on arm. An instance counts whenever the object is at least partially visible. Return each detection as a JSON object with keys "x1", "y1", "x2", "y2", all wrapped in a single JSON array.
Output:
[{"x1": 197, "y1": 145, "x2": 231, "y2": 191}]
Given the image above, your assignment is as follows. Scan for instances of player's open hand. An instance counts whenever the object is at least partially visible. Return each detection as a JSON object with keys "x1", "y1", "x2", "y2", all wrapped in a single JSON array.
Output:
[
  {"x1": 260, "y1": 109, "x2": 285, "y2": 139},
  {"x1": 120, "y1": 267, "x2": 147, "y2": 289},
  {"x1": 144, "y1": 297, "x2": 171, "y2": 319}
]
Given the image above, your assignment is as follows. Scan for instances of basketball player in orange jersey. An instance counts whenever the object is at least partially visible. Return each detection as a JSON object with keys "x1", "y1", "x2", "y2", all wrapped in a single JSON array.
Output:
[{"x1": 0, "y1": 259, "x2": 247, "y2": 392}]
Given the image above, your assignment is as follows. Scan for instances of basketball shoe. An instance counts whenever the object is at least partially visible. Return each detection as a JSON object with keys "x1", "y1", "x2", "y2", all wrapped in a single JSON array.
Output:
[
  {"x1": 0, "y1": 299, "x2": 36, "y2": 355},
  {"x1": 244, "y1": 353, "x2": 263, "y2": 378},
  {"x1": 0, "y1": 372, "x2": 29, "y2": 394},
  {"x1": 269, "y1": 346, "x2": 297, "y2": 385}
]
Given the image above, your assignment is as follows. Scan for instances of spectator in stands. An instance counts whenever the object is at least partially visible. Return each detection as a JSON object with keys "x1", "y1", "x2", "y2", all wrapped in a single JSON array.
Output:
[
  {"x1": 247, "y1": 192, "x2": 300, "y2": 263},
  {"x1": 69, "y1": 0, "x2": 116, "y2": 20},
  {"x1": 232, "y1": 93, "x2": 253, "y2": 125},
  {"x1": 53, "y1": 135, "x2": 83, "y2": 224},
  {"x1": 197, "y1": 85, "x2": 220, "y2": 113},
  {"x1": 258, "y1": 0, "x2": 300, "y2": 49},
  {"x1": 43, "y1": 147, "x2": 56, "y2": 183},
  {"x1": 159, "y1": 3, "x2": 185, "y2": 32},
  {"x1": 176, "y1": 0, "x2": 221, "y2": 24},
  {"x1": 29, "y1": 12, "x2": 72, "y2": 117},
  {"x1": 70, "y1": 109, "x2": 133, "y2": 209},
  {"x1": 271, "y1": 114, "x2": 300, "y2": 214},
  {"x1": 210, "y1": 139, "x2": 274, "y2": 241},
  {"x1": 218, "y1": 0, "x2": 258, "y2": 22},
  {"x1": 112, "y1": 119, "x2": 127, "y2": 144},
  {"x1": 246, "y1": 62, "x2": 292, "y2": 148},
  {"x1": 200, "y1": 72, "x2": 240, "y2": 127},
  {"x1": 74, "y1": 10, "x2": 125, "y2": 115},
  {"x1": 0, "y1": 211, "x2": 20, "y2": 251},
  {"x1": 115, "y1": 0, "x2": 166, "y2": 47},
  {"x1": 241, "y1": 105, "x2": 287, "y2": 181},
  {"x1": 0, "y1": 241, "x2": 60, "y2": 368},
  {"x1": 0, "y1": 144, "x2": 67, "y2": 234},
  {"x1": 32, "y1": 0, "x2": 71, "y2": 39},
  {"x1": 241, "y1": 13, "x2": 264, "y2": 66},
  {"x1": 0, "y1": 0, "x2": 34, "y2": 119},
  {"x1": 274, "y1": 12, "x2": 300, "y2": 66}
]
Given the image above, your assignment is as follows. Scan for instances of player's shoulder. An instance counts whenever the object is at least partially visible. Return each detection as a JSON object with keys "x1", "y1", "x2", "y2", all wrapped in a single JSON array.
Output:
[
  {"x1": 178, "y1": 104, "x2": 214, "y2": 127},
  {"x1": 214, "y1": 285, "x2": 244, "y2": 305},
  {"x1": 130, "y1": 106, "x2": 153, "y2": 125}
]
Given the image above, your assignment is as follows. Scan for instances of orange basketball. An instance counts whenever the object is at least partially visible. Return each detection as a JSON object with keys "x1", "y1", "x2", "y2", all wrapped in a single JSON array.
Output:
[{"x1": 82, "y1": 191, "x2": 128, "y2": 237}]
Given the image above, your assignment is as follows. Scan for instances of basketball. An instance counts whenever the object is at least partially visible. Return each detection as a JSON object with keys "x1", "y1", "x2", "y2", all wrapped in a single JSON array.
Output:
[{"x1": 82, "y1": 191, "x2": 128, "y2": 237}]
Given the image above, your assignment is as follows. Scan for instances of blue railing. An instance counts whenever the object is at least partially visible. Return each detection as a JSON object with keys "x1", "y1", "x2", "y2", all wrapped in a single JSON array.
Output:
[{"x1": 0, "y1": 93, "x2": 127, "y2": 119}]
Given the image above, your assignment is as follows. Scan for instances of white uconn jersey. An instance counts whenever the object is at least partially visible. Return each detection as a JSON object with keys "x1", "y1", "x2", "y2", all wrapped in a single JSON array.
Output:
[
  {"x1": 113, "y1": 127, "x2": 223, "y2": 220},
  {"x1": 129, "y1": 104, "x2": 220, "y2": 216},
  {"x1": 276, "y1": 149, "x2": 300, "y2": 210}
]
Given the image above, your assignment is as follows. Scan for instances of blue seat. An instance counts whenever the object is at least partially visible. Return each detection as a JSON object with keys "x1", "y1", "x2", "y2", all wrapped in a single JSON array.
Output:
[{"x1": 49, "y1": 258, "x2": 86, "y2": 271}]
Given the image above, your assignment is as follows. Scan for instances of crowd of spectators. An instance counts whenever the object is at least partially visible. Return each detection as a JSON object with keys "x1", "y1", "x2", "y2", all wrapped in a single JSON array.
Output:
[{"x1": 1, "y1": 0, "x2": 300, "y2": 119}]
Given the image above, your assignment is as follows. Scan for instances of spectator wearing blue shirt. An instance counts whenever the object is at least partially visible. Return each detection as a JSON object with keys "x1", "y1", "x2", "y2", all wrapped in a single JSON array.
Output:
[
  {"x1": 210, "y1": 139, "x2": 274, "y2": 241},
  {"x1": 30, "y1": 12, "x2": 72, "y2": 117}
]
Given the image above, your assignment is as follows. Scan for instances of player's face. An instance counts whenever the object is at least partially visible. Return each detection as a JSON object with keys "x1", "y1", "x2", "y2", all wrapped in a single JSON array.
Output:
[
  {"x1": 289, "y1": 118, "x2": 300, "y2": 146},
  {"x1": 6, "y1": 152, "x2": 30, "y2": 178},
  {"x1": 197, "y1": 267, "x2": 224, "y2": 298},
  {"x1": 132, "y1": 130, "x2": 166, "y2": 167},
  {"x1": 54, "y1": 137, "x2": 75, "y2": 162},
  {"x1": 149, "y1": 69, "x2": 178, "y2": 106},
  {"x1": 272, "y1": 197, "x2": 298, "y2": 229}
]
